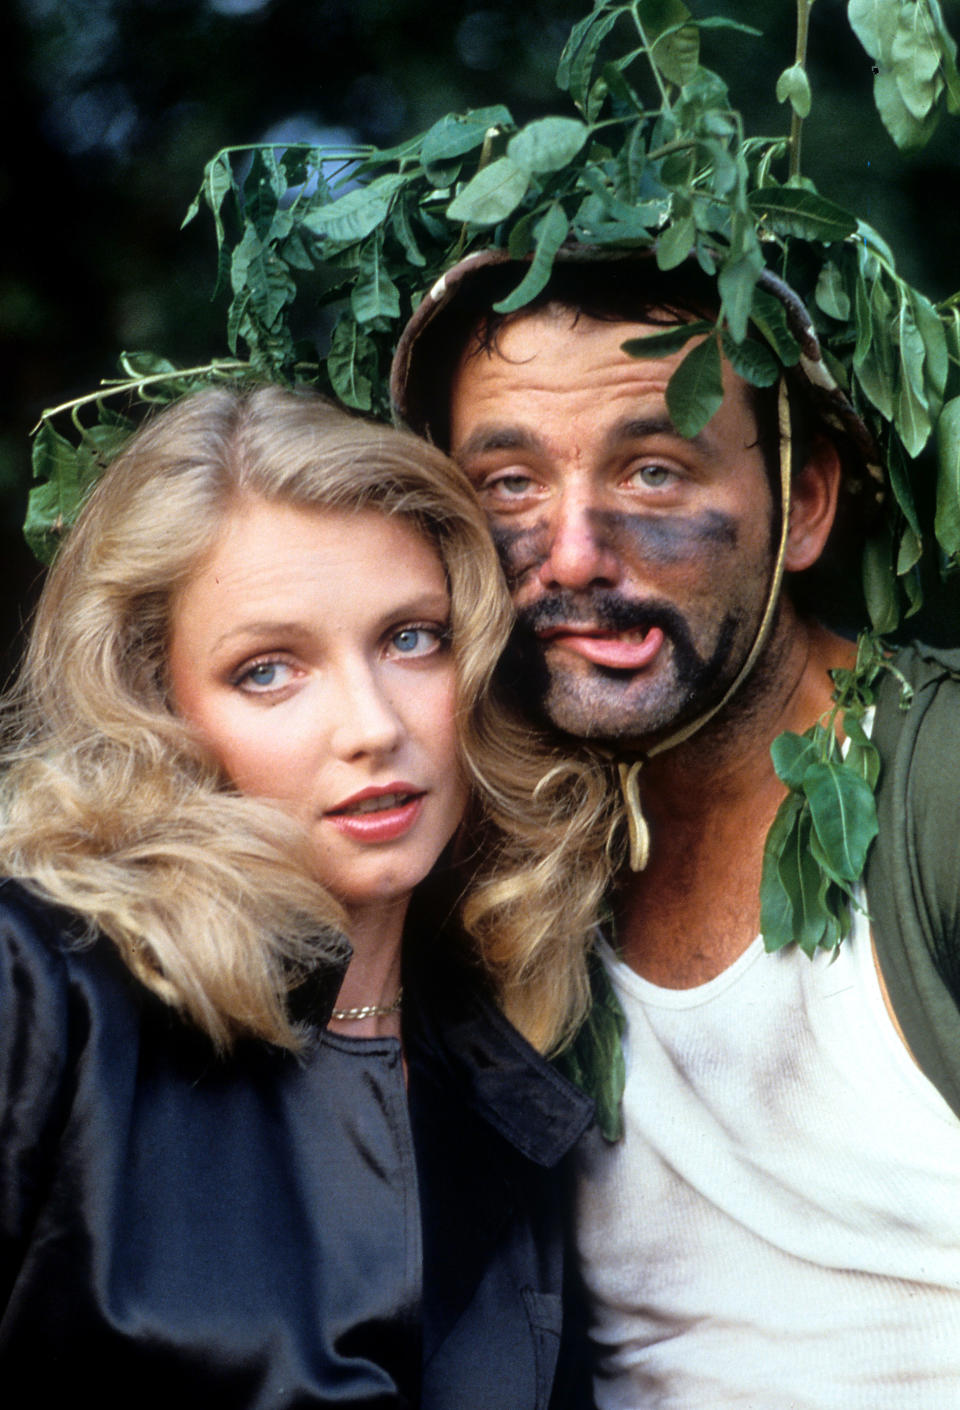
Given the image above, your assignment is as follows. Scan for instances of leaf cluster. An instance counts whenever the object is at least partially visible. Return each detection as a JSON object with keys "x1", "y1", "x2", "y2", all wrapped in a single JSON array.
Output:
[
  {"x1": 29, "y1": 0, "x2": 960, "y2": 634},
  {"x1": 848, "y1": 0, "x2": 960, "y2": 150},
  {"x1": 759, "y1": 632, "x2": 913, "y2": 956},
  {"x1": 26, "y1": 354, "x2": 252, "y2": 563}
]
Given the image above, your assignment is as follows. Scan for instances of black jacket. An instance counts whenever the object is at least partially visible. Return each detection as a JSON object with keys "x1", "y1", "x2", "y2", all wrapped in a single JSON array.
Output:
[{"x1": 0, "y1": 881, "x2": 594, "y2": 1408}]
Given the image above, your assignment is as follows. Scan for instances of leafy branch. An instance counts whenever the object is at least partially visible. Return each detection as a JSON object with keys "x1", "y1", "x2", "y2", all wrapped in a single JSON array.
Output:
[{"x1": 759, "y1": 632, "x2": 914, "y2": 956}]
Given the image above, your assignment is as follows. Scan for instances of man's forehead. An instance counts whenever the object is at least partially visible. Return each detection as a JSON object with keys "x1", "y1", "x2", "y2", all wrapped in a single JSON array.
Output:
[{"x1": 450, "y1": 307, "x2": 757, "y2": 442}]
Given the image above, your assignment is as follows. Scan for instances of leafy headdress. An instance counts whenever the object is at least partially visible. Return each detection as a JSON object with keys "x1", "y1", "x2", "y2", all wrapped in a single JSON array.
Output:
[{"x1": 28, "y1": 0, "x2": 960, "y2": 968}]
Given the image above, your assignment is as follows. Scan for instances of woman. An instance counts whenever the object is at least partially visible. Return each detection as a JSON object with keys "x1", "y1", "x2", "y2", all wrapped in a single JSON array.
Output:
[{"x1": 0, "y1": 385, "x2": 617, "y2": 1407}]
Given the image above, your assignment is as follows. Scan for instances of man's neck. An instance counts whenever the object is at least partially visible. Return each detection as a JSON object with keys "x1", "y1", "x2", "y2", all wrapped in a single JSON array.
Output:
[{"x1": 614, "y1": 613, "x2": 857, "y2": 989}]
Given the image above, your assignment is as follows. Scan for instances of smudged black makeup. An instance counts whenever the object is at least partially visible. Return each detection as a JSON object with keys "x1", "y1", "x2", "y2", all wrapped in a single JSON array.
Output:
[
  {"x1": 591, "y1": 509, "x2": 739, "y2": 564},
  {"x1": 517, "y1": 589, "x2": 740, "y2": 698},
  {"x1": 489, "y1": 522, "x2": 549, "y2": 591}
]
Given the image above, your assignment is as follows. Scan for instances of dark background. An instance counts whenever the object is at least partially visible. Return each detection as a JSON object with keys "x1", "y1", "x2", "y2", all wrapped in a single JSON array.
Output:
[{"x1": 4, "y1": 0, "x2": 960, "y2": 677}]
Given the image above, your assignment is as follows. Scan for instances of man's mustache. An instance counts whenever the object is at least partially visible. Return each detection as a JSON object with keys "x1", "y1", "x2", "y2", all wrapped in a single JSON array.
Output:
[{"x1": 516, "y1": 591, "x2": 693, "y2": 644}]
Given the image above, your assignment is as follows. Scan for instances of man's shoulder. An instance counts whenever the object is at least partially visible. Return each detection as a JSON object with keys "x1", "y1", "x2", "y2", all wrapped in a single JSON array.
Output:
[
  {"x1": 889, "y1": 639, "x2": 960, "y2": 685},
  {"x1": 874, "y1": 640, "x2": 960, "y2": 762}
]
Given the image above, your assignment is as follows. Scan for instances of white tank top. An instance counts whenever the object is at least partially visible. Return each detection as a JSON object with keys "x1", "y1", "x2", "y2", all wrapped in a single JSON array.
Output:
[{"x1": 577, "y1": 904, "x2": 960, "y2": 1409}]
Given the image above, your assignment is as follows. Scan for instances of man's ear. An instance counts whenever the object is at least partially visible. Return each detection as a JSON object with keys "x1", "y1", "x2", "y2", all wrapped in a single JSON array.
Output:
[{"x1": 784, "y1": 435, "x2": 842, "y2": 572}]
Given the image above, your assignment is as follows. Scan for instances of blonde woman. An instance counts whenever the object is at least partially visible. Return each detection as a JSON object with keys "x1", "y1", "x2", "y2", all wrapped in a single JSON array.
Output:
[{"x1": 0, "y1": 386, "x2": 617, "y2": 1408}]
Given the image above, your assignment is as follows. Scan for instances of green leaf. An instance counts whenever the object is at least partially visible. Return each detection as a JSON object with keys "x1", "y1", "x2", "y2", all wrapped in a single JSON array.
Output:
[
  {"x1": 842, "y1": 710, "x2": 881, "y2": 789},
  {"x1": 25, "y1": 421, "x2": 102, "y2": 563},
  {"x1": 873, "y1": 70, "x2": 939, "y2": 148},
  {"x1": 895, "y1": 356, "x2": 932, "y2": 458},
  {"x1": 327, "y1": 317, "x2": 376, "y2": 410},
  {"x1": 815, "y1": 261, "x2": 852, "y2": 321},
  {"x1": 493, "y1": 203, "x2": 570, "y2": 313},
  {"x1": 301, "y1": 172, "x2": 406, "y2": 243},
  {"x1": 720, "y1": 332, "x2": 779, "y2": 388},
  {"x1": 621, "y1": 321, "x2": 714, "y2": 359},
  {"x1": 885, "y1": 436, "x2": 921, "y2": 536},
  {"x1": 350, "y1": 237, "x2": 401, "y2": 324},
  {"x1": 897, "y1": 522, "x2": 922, "y2": 576},
  {"x1": 862, "y1": 526, "x2": 901, "y2": 633},
  {"x1": 803, "y1": 760, "x2": 878, "y2": 883},
  {"x1": 777, "y1": 810, "x2": 830, "y2": 956},
  {"x1": 910, "y1": 287, "x2": 949, "y2": 398},
  {"x1": 556, "y1": 7, "x2": 624, "y2": 111},
  {"x1": 748, "y1": 187, "x2": 857, "y2": 243},
  {"x1": 855, "y1": 278, "x2": 896, "y2": 418},
  {"x1": 656, "y1": 213, "x2": 696, "y2": 271},
  {"x1": 446, "y1": 156, "x2": 530, "y2": 225},
  {"x1": 718, "y1": 247, "x2": 763, "y2": 345},
  {"x1": 750, "y1": 288, "x2": 802, "y2": 368},
  {"x1": 770, "y1": 730, "x2": 821, "y2": 790},
  {"x1": 243, "y1": 147, "x2": 285, "y2": 239},
  {"x1": 182, "y1": 149, "x2": 234, "y2": 234},
  {"x1": 935, "y1": 396, "x2": 960, "y2": 563},
  {"x1": 388, "y1": 197, "x2": 426, "y2": 268},
  {"x1": 508, "y1": 117, "x2": 589, "y2": 175},
  {"x1": 666, "y1": 334, "x2": 724, "y2": 438},
  {"x1": 853, "y1": 267, "x2": 874, "y2": 364},
  {"x1": 118, "y1": 351, "x2": 179, "y2": 378},
  {"x1": 640, "y1": 0, "x2": 699, "y2": 88},
  {"x1": 553, "y1": 945, "x2": 626, "y2": 1143},
  {"x1": 847, "y1": 0, "x2": 898, "y2": 62},
  {"x1": 229, "y1": 222, "x2": 296, "y2": 340},
  {"x1": 760, "y1": 791, "x2": 804, "y2": 952},
  {"x1": 420, "y1": 106, "x2": 514, "y2": 173},
  {"x1": 890, "y1": 1, "x2": 944, "y2": 118},
  {"x1": 776, "y1": 62, "x2": 812, "y2": 118}
]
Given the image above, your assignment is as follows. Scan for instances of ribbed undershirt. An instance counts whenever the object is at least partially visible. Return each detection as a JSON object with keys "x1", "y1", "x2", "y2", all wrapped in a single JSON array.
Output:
[{"x1": 577, "y1": 902, "x2": 960, "y2": 1409}]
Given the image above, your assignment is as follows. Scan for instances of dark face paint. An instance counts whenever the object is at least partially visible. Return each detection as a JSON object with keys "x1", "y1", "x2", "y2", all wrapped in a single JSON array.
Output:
[
  {"x1": 509, "y1": 588, "x2": 745, "y2": 741},
  {"x1": 591, "y1": 508, "x2": 740, "y2": 564},
  {"x1": 495, "y1": 508, "x2": 765, "y2": 744}
]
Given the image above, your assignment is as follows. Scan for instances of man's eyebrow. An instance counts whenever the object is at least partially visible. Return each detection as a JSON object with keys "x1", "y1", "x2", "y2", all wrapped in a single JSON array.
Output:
[
  {"x1": 608, "y1": 415, "x2": 717, "y2": 456},
  {"x1": 454, "y1": 425, "x2": 545, "y2": 460}
]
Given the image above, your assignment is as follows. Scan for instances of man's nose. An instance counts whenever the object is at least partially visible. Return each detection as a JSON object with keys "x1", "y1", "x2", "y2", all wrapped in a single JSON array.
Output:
[{"x1": 537, "y1": 489, "x2": 620, "y2": 591}]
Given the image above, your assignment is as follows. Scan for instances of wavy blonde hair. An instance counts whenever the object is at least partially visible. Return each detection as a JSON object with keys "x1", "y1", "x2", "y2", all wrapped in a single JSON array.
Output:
[{"x1": 0, "y1": 386, "x2": 620, "y2": 1053}]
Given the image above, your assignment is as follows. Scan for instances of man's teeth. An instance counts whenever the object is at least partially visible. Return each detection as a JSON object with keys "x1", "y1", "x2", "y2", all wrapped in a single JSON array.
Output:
[{"x1": 341, "y1": 792, "x2": 410, "y2": 815}]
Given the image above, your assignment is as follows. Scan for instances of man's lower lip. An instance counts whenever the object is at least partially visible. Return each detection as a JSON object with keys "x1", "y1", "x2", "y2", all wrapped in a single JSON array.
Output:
[
  {"x1": 325, "y1": 796, "x2": 423, "y2": 842},
  {"x1": 542, "y1": 626, "x2": 666, "y2": 670}
]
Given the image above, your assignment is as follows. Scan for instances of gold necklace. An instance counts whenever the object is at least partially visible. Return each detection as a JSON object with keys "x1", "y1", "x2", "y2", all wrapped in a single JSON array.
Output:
[{"x1": 329, "y1": 987, "x2": 403, "y2": 1022}]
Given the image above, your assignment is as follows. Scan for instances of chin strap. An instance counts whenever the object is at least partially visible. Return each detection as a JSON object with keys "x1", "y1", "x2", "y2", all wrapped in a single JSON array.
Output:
[{"x1": 618, "y1": 378, "x2": 794, "y2": 871}]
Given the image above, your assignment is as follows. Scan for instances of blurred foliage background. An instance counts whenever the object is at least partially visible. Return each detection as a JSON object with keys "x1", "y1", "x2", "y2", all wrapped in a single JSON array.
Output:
[{"x1": 4, "y1": 0, "x2": 960, "y2": 677}]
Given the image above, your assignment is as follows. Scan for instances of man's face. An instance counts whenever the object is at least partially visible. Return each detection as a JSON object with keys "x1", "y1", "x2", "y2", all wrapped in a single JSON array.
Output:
[{"x1": 448, "y1": 307, "x2": 777, "y2": 745}]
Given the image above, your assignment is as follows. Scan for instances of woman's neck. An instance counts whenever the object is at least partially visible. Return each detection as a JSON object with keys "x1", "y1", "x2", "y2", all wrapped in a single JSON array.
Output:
[{"x1": 327, "y1": 894, "x2": 407, "y2": 1037}]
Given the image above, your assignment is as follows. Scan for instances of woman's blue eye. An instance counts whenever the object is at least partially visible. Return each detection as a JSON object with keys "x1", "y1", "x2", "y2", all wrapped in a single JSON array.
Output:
[
  {"x1": 251, "y1": 663, "x2": 277, "y2": 683},
  {"x1": 236, "y1": 661, "x2": 291, "y2": 691},
  {"x1": 388, "y1": 626, "x2": 444, "y2": 657}
]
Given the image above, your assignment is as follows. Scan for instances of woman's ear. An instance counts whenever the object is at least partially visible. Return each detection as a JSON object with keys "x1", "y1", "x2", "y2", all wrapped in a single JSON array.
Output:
[{"x1": 784, "y1": 435, "x2": 842, "y2": 573}]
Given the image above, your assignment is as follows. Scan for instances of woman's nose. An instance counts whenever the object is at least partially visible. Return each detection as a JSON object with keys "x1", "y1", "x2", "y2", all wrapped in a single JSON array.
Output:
[{"x1": 328, "y1": 664, "x2": 404, "y2": 761}]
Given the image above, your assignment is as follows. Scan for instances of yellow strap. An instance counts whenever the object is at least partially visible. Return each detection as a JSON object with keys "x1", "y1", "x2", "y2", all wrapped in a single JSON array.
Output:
[{"x1": 619, "y1": 377, "x2": 794, "y2": 869}]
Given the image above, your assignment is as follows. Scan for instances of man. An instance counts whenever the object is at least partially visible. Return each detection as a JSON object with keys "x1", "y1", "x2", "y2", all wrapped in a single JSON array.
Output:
[{"x1": 390, "y1": 253, "x2": 960, "y2": 1406}]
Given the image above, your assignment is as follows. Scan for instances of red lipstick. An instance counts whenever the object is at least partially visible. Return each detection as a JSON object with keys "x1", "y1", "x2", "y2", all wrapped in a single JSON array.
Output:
[{"x1": 324, "y1": 783, "x2": 425, "y2": 843}]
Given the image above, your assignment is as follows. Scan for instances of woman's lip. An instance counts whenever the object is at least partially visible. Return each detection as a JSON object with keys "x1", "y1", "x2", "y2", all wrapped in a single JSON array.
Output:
[
  {"x1": 538, "y1": 625, "x2": 666, "y2": 670},
  {"x1": 325, "y1": 786, "x2": 425, "y2": 843},
  {"x1": 327, "y1": 782, "x2": 422, "y2": 813}
]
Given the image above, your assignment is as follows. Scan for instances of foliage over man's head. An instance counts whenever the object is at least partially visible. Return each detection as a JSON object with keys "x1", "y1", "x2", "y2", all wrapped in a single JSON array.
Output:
[{"x1": 29, "y1": 0, "x2": 960, "y2": 644}]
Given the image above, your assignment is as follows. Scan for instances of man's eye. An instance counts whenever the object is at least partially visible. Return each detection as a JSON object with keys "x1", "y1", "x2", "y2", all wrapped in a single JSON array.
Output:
[
  {"x1": 234, "y1": 660, "x2": 293, "y2": 692},
  {"x1": 386, "y1": 625, "x2": 447, "y2": 659},
  {"x1": 482, "y1": 472, "x2": 538, "y2": 500},
  {"x1": 628, "y1": 464, "x2": 675, "y2": 489}
]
